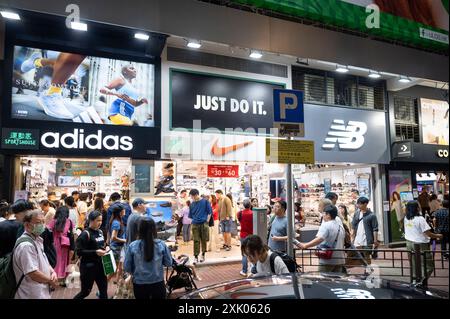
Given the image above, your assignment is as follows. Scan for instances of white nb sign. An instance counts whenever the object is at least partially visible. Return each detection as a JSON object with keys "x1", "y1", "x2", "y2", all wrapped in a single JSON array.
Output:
[{"x1": 322, "y1": 120, "x2": 368, "y2": 150}]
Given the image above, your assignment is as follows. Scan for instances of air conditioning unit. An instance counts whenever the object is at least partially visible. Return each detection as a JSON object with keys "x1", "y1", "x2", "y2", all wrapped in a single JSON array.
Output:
[
  {"x1": 302, "y1": 74, "x2": 334, "y2": 105},
  {"x1": 350, "y1": 85, "x2": 375, "y2": 109}
]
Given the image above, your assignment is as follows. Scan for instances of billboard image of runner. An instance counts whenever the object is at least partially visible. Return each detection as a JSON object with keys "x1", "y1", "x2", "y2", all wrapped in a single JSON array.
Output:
[{"x1": 11, "y1": 46, "x2": 156, "y2": 127}]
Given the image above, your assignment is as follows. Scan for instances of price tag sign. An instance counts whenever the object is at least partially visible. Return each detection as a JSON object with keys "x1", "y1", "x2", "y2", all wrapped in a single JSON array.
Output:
[{"x1": 207, "y1": 165, "x2": 239, "y2": 178}]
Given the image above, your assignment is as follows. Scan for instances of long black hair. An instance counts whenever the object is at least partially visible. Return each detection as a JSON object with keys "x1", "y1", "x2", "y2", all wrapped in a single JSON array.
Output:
[
  {"x1": 109, "y1": 204, "x2": 124, "y2": 231},
  {"x1": 138, "y1": 217, "x2": 157, "y2": 262},
  {"x1": 338, "y1": 204, "x2": 349, "y2": 222},
  {"x1": 54, "y1": 206, "x2": 70, "y2": 232},
  {"x1": 406, "y1": 201, "x2": 421, "y2": 220}
]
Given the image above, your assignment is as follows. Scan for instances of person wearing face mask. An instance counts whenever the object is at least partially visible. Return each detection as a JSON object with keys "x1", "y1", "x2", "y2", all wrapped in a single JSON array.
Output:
[
  {"x1": 74, "y1": 210, "x2": 110, "y2": 299},
  {"x1": 13, "y1": 210, "x2": 58, "y2": 299}
]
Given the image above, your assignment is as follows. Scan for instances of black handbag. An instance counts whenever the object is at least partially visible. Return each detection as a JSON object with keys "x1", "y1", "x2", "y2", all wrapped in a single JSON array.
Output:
[
  {"x1": 41, "y1": 228, "x2": 57, "y2": 268},
  {"x1": 68, "y1": 220, "x2": 75, "y2": 251}
]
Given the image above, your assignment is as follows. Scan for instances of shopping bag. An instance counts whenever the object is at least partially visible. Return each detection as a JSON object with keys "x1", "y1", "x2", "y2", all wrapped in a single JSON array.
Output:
[{"x1": 101, "y1": 251, "x2": 117, "y2": 276}]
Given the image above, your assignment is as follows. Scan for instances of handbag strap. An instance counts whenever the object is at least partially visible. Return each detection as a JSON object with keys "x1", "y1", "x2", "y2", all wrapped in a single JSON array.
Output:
[{"x1": 331, "y1": 223, "x2": 341, "y2": 249}]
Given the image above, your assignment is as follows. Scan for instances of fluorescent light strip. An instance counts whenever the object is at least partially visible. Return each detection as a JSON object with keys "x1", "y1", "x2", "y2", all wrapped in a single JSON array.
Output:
[
  {"x1": 70, "y1": 21, "x2": 88, "y2": 31},
  {"x1": 249, "y1": 51, "x2": 263, "y2": 59},
  {"x1": 135, "y1": 33, "x2": 150, "y2": 40},
  {"x1": 187, "y1": 41, "x2": 201, "y2": 49},
  {"x1": 1, "y1": 11, "x2": 20, "y2": 20},
  {"x1": 368, "y1": 71, "x2": 381, "y2": 79},
  {"x1": 336, "y1": 65, "x2": 349, "y2": 73}
]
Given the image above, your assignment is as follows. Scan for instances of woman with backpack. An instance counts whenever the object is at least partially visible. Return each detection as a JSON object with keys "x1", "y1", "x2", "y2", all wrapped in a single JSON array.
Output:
[
  {"x1": 74, "y1": 211, "x2": 109, "y2": 299},
  {"x1": 47, "y1": 206, "x2": 74, "y2": 286},
  {"x1": 124, "y1": 217, "x2": 173, "y2": 299}
]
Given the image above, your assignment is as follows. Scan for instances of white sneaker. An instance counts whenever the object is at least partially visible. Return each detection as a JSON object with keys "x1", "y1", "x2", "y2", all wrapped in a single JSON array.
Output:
[
  {"x1": 37, "y1": 94, "x2": 74, "y2": 119},
  {"x1": 21, "y1": 52, "x2": 41, "y2": 73},
  {"x1": 239, "y1": 271, "x2": 247, "y2": 277}
]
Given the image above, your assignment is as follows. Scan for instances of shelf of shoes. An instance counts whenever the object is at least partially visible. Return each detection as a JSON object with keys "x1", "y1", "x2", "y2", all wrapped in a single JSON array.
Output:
[{"x1": 299, "y1": 183, "x2": 358, "y2": 225}]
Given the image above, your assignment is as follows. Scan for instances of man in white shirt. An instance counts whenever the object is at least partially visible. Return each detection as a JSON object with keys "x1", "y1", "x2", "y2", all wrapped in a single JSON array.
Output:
[
  {"x1": 13, "y1": 210, "x2": 58, "y2": 299},
  {"x1": 297, "y1": 205, "x2": 346, "y2": 273},
  {"x1": 242, "y1": 234, "x2": 289, "y2": 277}
]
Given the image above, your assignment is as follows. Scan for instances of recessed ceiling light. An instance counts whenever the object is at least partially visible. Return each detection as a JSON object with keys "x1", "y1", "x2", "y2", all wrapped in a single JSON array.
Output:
[
  {"x1": 368, "y1": 71, "x2": 381, "y2": 79},
  {"x1": 336, "y1": 65, "x2": 349, "y2": 73},
  {"x1": 249, "y1": 50, "x2": 263, "y2": 59},
  {"x1": 1, "y1": 11, "x2": 20, "y2": 20},
  {"x1": 134, "y1": 33, "x2": 149, "y2": 41},
  {"x1": 398, "y1": 76, "x2": 411, "y2": 83},
  {"x1": 70, "y1": 21, "x2": 88, "y2": 31},
  {"x1": 187, "y1": 40, "x2": 201, "y2": 49}
]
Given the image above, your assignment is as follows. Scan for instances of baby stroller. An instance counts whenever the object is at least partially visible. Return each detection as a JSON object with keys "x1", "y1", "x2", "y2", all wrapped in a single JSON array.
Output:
[{"x1": 166, "y1": 255, "x2": 198, "y2": 296}]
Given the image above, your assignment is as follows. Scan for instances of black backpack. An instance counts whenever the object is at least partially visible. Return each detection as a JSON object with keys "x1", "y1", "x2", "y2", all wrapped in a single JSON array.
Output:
[{"x1": 269, "y1": 250, "x2": 300, "y2": 274}]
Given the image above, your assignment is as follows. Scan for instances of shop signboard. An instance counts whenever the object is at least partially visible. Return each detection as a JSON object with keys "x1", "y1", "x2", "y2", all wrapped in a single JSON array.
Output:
[
  {"x1": 56, "y1": 161, "x2": 112, "y2": 177},
  {"x1": 230, "y1": 0, "x2": 449, "y2": 52},
  {"x1": 165, "y1": 103, "x2": 388, "y2": 164},
  {"x1": 273, "y1": 89, "x2": 305, "y2": 137},
  {"x1": 170, "y1": 69, "x2": 284, "y2": 133},
  {"x1": 207, "y1": 165, "x2": 240, "y2": 178},
  {"x1": 0, "y1": 125, "x2": 161, "y2": 159},
  {"x1": 392, "y1": 141, "x2": 413, "y2": 159},
  {"x1": 391, "y1": 141, "x2": 449, "y2": 164},
  {"x1": 266, "y1": 139, "x2": 315, "y2": 164},
  {"x1": 1, "y1": 128, "x2": 39, "y2": 150}
]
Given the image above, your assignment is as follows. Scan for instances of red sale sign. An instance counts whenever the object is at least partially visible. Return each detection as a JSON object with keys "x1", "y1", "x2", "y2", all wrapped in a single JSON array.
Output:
[{"x1": 207, "y1": 165, "x2": 239, "y2": 178}]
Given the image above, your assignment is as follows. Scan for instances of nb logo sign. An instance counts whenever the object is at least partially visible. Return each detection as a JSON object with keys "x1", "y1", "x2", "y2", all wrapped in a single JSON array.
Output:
[{"x1": 322, "y1": 120, "x2": 368, "y2": 150}]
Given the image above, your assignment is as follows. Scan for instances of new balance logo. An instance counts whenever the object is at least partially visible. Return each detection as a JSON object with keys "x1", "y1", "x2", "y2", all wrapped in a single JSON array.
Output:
[{"x1": 322, "y1": 120, "x2": 367, "y2": 150}]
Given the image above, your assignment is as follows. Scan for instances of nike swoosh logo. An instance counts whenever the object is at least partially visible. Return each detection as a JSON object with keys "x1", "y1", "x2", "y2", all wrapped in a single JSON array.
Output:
[{"x1": 211, "y1": 139, "x2": 253, "y2": 156}]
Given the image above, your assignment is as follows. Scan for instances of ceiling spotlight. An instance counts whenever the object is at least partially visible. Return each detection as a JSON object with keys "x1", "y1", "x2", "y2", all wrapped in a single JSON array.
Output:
[
  {"x1": 418, "y1": 173, "x2": 423, "y2": 178},
  {"x1": 368, "y1": 71, "x2": 381, "y2": 79},
  {"x1": 187, "y1": 40, "x2": 201, "y2": 49},
  {"x1": 398, "y1": 76, "x2": 411, "y2": 83},
  {"x1": 427, "y1": 173, "x2": 431, "y2": 178},
  {"x1": 1, "y1": 11, "x2": 20, "y2": 20},
  {"x1": 134, "y1": 33, "x2": 149, "y2": 41},
  {"x1": 249, "y1": 50, "x2": 263, "y2": 59},
  {"x1": 336, "y1": 65, "x2": 349, "y2": 73},
  {"x1": 70, "y1": 21, "x2": 88, "y2": 31}
]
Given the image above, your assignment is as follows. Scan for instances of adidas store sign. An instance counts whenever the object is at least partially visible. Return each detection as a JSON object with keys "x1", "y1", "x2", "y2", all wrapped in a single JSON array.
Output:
[{"x1": 41, "y1": 129, "x2": 133, "y2": 151}]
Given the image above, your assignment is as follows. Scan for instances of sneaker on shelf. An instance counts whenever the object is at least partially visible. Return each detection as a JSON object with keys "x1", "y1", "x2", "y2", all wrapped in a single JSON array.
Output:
[
  {"x1": 239, "y1": 271, "x2": 247, "y2": 277},
  {"x1": 37, "y1": 94, "x2": 74, "y2": 119}
]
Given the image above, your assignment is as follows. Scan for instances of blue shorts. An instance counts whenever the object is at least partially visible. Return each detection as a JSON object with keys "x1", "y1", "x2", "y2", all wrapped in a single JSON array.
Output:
[{"x1": 220, "y1": 220, "x2": 233, "y2": 233}]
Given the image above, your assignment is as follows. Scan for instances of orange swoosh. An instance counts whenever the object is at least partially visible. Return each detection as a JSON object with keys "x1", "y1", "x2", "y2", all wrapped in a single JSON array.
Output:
[{"x1": 211, "y1": 139, "x2": 253, "y2": 156}]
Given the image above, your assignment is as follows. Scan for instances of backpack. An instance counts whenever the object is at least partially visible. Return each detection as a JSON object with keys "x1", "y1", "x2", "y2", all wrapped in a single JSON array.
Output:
[
  {"x1": 269, "y1": 250, "x2": 300, "y2": 274},
  {"x1": 0, "y1": 236, "x2": 35, "y2": 299}
]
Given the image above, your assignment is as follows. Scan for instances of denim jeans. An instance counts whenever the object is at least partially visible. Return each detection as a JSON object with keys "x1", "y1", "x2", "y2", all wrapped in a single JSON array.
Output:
[
  {"x1": 182, "y1": 224, "x2": 192, "y2": 242},
  {"x1": 240, "y1": 238, "x2": 248, "y2": 273}
]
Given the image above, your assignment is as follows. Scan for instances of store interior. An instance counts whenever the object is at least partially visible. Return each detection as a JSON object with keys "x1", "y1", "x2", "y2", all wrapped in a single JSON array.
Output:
[
  {"x1": 15, "y1": 157, "x2": 377, "y2": 262},
  {"x1": 415, "y1": 171, "x2": 449, "y2": 194}
]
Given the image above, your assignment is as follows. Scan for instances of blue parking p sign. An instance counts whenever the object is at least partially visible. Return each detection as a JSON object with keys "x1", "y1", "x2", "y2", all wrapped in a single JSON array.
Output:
[{"x1": 273, "y1": 89, "x2": 304, "y2": 137}]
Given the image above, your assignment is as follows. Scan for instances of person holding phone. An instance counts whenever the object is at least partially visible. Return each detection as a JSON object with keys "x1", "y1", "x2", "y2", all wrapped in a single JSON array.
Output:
[{"x1": 73, "y1": 210, "x2": 110, "y2": 299}]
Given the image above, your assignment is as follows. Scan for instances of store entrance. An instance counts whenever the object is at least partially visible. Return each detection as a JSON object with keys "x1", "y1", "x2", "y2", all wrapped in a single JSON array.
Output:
[{"x1": 15, "y1": 156, "x2": 132, "y2": 204}]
